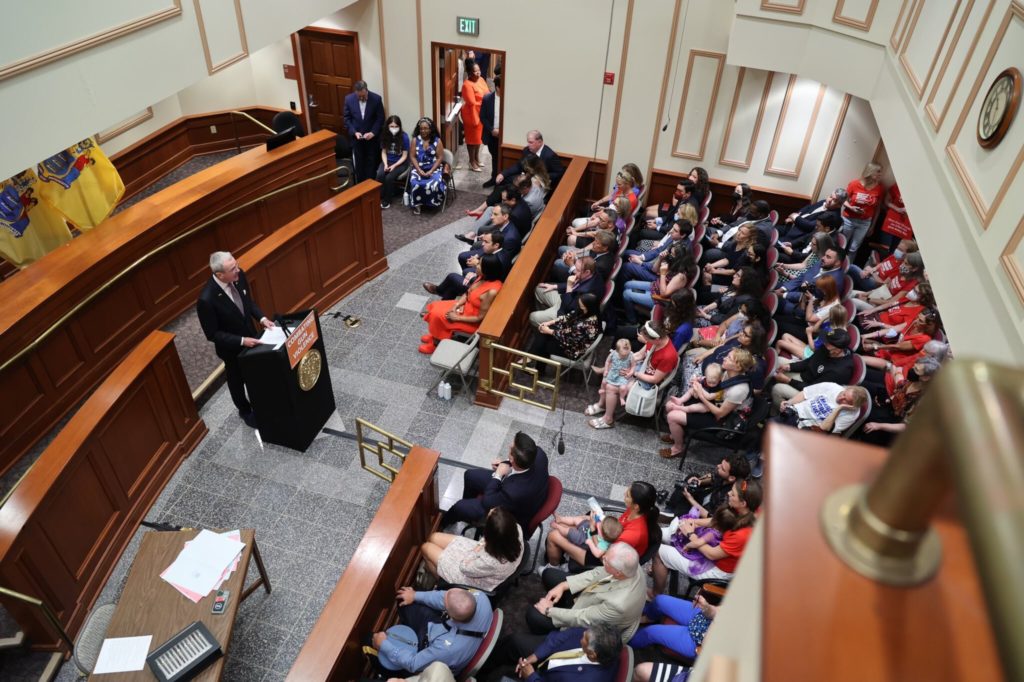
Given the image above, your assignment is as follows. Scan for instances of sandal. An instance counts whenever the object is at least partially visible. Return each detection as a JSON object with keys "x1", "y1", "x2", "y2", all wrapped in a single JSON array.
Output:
[
  {"x1": 658, "y1": 448, "x2": 683, "y2": 459},
  {"x1": 466, "y1": 209, "x2": 483, "y2": 218},
  {"x1": 584, "y1": 402, "x2": 603, "y2": 416},
  {"x1": 589, "y1": 418, "x2": 613, "y2": 430},
  {"x1": 659, "y1": 433, "x2": 674, "y2": 444}
]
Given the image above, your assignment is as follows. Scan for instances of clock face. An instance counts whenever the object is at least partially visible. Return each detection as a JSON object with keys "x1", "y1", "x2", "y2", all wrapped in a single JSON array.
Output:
[{"x1": 977, "y1": 68, "x2": 1021, "y2": 149}]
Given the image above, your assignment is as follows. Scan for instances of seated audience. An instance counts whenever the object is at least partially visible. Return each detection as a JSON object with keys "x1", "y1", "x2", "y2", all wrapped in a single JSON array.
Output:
[
  {"x1": 622, "y1": 242, "x2": 696, "y2": 325},
  {"x1": 420, "y1": 254, "x2": 503, "y2": 354},
  {"x1": 775, "y1": 273, "x2": 840, "y2": 340},
  {"x1": 568, "y1": 197, "x2": 631, "y2": 248},
  {"x1": 664, "y1": 454, "x2": 751, "y2": 517},
  {"x1": 859, "y1": 355, "x2": 941, "y2": 446},
  {"x1": 461, "y1": 179, "x2": 533, "y2": 244},
  {"x1": 695, "y1": 266, "x2": 764, "y2": 323},
  {"x1": 704, "y1": 199, "x2": 773, "y2": 258},
  {"x1": 531, "y1": 256, "x2": 604, "y2": 327},
  {"x1": 467, "y1": 129, "x2": 563, "y2": 216},
  {"x1": 775, "y1": 215, "x2": 841, "y2": 267},
  {"x1": 860, "y1": 307, "x2": 940, "y2": 375},
  {"x1": 687, "y1": 166, "x2": 710, "y2": 209},
  {"x1": 422, "y1": 231, "x2": 509, "y2": 300},
  {"x1": 847, "y1": 238, "x2": 918, "y2": 291},
  {"x1": 408, "y1": 117, "x2": 446, "y2": 215},
  {"x1": 775, "y1": 291, "x2": 847, "y2": 359},
  {"x1": 771, "y1": 327, "x2": 855, "y2": 409},
  {"x1": 420, "y1": 507, "x2": 523, "y2": 592},
  {"x1": 708, "y1": 182, "x2": 751, "y2": 229},
  {"x1": 376, "y1": 115, "x2": 410, "y2": 209},
  {"x1": 458, "y1": 203, "x2": 522, "y2": 268},
  {"x1": 522, "y1": 153, "x2": 552, "y2": 217},
  {"x1": 777, "y1": 187, "x2": 845, "y2": 243},
  {"x1": 552, "y1": 229, "x2": 617, "y2": 283},
  {"x1": 592, "y1": 166, "x2": 641, "y2": 214},
  {"x1": 630, "y1": 593, "x2": 718, "y2": 665},
  {"x1": 850, "y1": 252, "x2": 924, "y2": 313},
  {"x1": 777, "y1": 383, "x2": 869, "y2": 433},
  {"x1": 700, "y1": 222, "x2": 767, "y2": 289},
  {"x1": 774, "y1": 244, "x2": 844, "y2": 317},
  {"x1": 642, "y1": 178, "x2": 693, "y2": 228},
  {"x1": 681, "y1": 319, "x2": 767, "y2": 392},
  {"x1": 527, "y1": 293, "x2": 602, "y2": 370},
  {"x1": 481, "y1": 625, "x2": 622, "y2": 682},
  {"x1": 620, "y1": 220, "x2": 692, "y2": 284}
]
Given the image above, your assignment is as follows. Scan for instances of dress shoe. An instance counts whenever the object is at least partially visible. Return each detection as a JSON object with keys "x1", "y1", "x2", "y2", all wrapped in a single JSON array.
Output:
[
  {"x1": 422, "y1": 282, "x2": 438, "y2": 295},
  {"x1": 482, "y1": 179, "x2": 495, "y2": 188},
  {"x1": 240, "y1": 411, "x2": 258, "y2": 428},
  {"x1": 418, "y1": 342, "x2": 437, "y2": 355},
  {"x1": 465, "y1": 210, "x2": 484, "y2": 218},
  {"x1": 658, "y1": 448, "x2": 682, "y2": 460},
  {"x1": 454, "y1": 233, "x2": 476, "y2": 245},
  {"x1": 420, "y1": 334, "x2": 433, "y2": 343}
]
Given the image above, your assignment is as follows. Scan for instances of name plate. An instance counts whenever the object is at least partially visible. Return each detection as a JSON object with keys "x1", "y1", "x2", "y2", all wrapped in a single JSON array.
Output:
[{"x1": 285, "y1": 310, "x2": 319, "y2": 369}]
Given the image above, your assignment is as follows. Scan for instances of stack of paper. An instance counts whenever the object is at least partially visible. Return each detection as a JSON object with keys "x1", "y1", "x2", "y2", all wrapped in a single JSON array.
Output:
[{"x1": 160, "y1": 529, "x2": 245, "y2": 603}]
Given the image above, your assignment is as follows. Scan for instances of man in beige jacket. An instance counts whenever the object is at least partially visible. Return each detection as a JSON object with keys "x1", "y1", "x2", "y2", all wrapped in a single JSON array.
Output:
[{"x1": 527, "y1": 543, "x2": 646, "y2": 642}]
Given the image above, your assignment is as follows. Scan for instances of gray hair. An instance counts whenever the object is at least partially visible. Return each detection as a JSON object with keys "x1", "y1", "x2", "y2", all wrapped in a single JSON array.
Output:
[
  {"x1": 922, "y1": 340, "x2": 950, "y2": 361},
  {"x1": 353, "y1": 80, "x2": 368, "y2": 92},
  {"x1": 904, "y1": 252, "x2": 925, "y2": 271},
  {"x1": 914, "y1": 355, "x2": 942, "y2": 377},
  {"x1": 604, "y1": 542, "x2": 640, "y2": 578},
  {"x1": 492, "y1": 203, "x2": 510, "y2": 218},
  {"x1": 833, "y1": 187, "x2": 848, "y2": 203},
  {"x1": 585, "y1": 625, "x2": 622, "y2": 665},
  {"x1": 209, "y1": 251, "x2": 234, "y2": 273},
  {"x1": 527, "y1": 129, "x2": 543, "y2": 142}
]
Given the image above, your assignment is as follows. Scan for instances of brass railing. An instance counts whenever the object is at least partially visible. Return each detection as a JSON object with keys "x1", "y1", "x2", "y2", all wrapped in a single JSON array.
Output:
[
  {"x1": 355, "y1": 418, "x2": 414, "y2": 483},
  {"x1": 821, "y1": 358, "x2": 1024, "y2": 681},
  {"x1": 480, "y1": 341, "x2": 562, "y2": 411}
]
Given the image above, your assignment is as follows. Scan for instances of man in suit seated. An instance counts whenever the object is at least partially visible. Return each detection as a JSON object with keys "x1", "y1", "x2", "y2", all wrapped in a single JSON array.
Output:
[
  {"x1": 527, "y1": 543, "x2": 646, "y2": 641},
  {"x1": 196, "y1": 251, "x2": 275, "y2": 428},
  {"x1": 457, "y1": 204, "x2": 522, "y2": 270},
  {"x1": 442, "y1": 431, "x2": 550, "y2": 532},
  {"x1": 460, "y1": 176, "x2": 534, "y2": 243},
  {"x1": 530, "y1": 256, "x2": 604, "y2": 327},
  {"x1": 343, "y1": 80, "x2": 385, "y2": 183},
  {"x1": 774, "y1": 243, "x2": 844, "y2": 316},
  {"x1": 479, "y1": 625, "x2": 623, "y2": 681},
  {"x1": 498, "y1": 129, "x2": 564, "y2": 188},
  {"x1": 778, "y1": 187, "x2": 846, "y2": 243},
  {"x1": 423, "y1": 231, "x2": 510, "y2": 300},
  {"x1": 551, "y1": 229, "x2": 616, "y2": 283}
]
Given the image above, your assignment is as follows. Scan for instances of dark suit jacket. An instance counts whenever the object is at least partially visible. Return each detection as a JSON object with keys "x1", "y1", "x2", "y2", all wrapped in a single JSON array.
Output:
[
  {"x1": 592, "y1": 250, "x2": 615, "y2": 282},
  {"x1": 558, "y1": 273, "x2": 605, "y2": 315},
  {"x1": 780, "y1": 200, "x2": 840, "y2": 241},
  {"x1": 482, "y1": 448, "x2": 550, "y2": 530},
  {"x1": 342, "y1": 91, "x2": 384, "y2": 137},
  {"x1": 526, "y1": 627, "x2": 618, "y2": 682},
  {"x1": 481, "y1": 92, "x2": 497, "y2": 145},
  {"x1": 509, "y1": 199, "x2": 533, "y2": 237},
  {"x1": 196, "y1": 271, "x2": 266, "y2": 360},
  {"x1": 502, "y1": 144, "x2": 564, "y2": 185}
]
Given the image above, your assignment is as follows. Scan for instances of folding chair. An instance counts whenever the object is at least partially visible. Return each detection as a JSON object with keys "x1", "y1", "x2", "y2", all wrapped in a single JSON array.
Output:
[
  {"x1": 521, "y1": 476, "x2": 563, "y2": 574},
  {"x1": 427, "y1": 333, "x2": 479, "y2": 401},
  {"x1": 677, "y1": 394, "x2": 771, "y2": 469},
  {"x1": 551, "y1": 333, "x2": 604, "y2": 386},
  {"x1": 440, "y1": 149, "x2": 457, "y2": 212}
]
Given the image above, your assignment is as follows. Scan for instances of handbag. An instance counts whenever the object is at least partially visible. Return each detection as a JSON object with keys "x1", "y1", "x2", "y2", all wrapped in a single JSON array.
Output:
[{"x1": 625, "y1": 350, "x2": 658, "y2": 417}]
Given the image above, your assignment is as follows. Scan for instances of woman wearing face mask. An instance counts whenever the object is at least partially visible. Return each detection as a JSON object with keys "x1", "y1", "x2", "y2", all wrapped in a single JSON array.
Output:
[
  {"x1": 853, "y1": 252, "x2": 925, "y2": 314},
  {"x1": 859, "y1": 355, "x2": 941, "y2": 446},
  {"x1": 709, "y1": 183, "x2": 751, "y2": 229},
  {"x1": 860, "y1": 281, "x2": 935, "y2": 336},
  {"x1": 861, "y1": 307, "x2": 940, "y2": 376},
  {"x1": 847, "y1": 238, "x2": 918, "y2": 291},
  {"x1": 376, "y1": 115, "x2": 410, "y2": 209}
]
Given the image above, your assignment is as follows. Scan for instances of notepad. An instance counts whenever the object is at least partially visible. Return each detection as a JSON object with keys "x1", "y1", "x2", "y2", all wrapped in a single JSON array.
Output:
[
  {"x1": 160, "y1": 530, "x2": 245, "y2": 602},
  {"x1": 94, "y1": 635, "x2": 152, "y2": 674}
]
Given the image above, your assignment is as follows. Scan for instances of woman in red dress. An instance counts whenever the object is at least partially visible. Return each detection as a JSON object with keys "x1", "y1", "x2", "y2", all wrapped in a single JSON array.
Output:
[
  {"x1": 460, "y1": 59, "x2": 490, "y2": 172},
  {"x1": 420, "y1": 253, "x2": 503, "y2": 353}
]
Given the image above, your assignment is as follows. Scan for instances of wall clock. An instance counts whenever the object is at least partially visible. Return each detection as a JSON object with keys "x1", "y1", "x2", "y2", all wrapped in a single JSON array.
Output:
[{"x1": 977, "y1": 67, "x2": 1021, "y2": 149}]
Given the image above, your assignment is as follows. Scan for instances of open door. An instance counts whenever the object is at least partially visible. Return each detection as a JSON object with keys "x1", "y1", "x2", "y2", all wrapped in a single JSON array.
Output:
[
  {"x1": 432, "y1": 43, "x2": 506, "y2": 169},
  {"x1": 296, "y1": 28, "x2": 361, "y2": 135}
]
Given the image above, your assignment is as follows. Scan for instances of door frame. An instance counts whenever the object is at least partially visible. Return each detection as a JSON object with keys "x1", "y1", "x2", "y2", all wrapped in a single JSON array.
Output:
[
  {"x1": 293, "y1": 26, "x2": 362, "y2": 135},
  {"x1": 430, "y1": 41, "x2": 506, "y2": 155}
]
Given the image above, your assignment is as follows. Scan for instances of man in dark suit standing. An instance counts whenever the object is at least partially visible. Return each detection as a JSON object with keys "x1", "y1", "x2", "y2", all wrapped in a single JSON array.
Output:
[
  {"x1": 442, "y1": 431, "x2": 550, "y2": 533},
  {"x1": 196, "y1": 251, "x2": 275, "y2": 427},
  {"x1": 342, "y1": 80, "x2": 385, "y2": 183},
  {"x1": 480, "y1": 76, "x2": 501, "y2": 188}
]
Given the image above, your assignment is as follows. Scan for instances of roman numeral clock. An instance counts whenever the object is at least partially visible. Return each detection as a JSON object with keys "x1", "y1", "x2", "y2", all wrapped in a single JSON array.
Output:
[{"x1": 977, "y1": 67, "x2": 1021, "y2": 149}]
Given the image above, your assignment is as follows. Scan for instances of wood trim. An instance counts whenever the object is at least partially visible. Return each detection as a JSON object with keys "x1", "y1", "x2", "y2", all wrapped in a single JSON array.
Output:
[
  {"x1": 649, "y1": 168, "x2": 812, "y2": 218},
  {"x1": 812, "y1": 94, "x2": 852, "y2": 201},
  {"x1": 1000, "y1": 215, "x2": 1024, "y2": 308},
  {"x1": 0, "y1": 1, "x2": 182, "y2": 83},
  {"x1": 833, "y1": 0, "x2": 880, "y2": 31},
  {"x1": 671, "y1": 50, "x2": 727, "y2": 161},
  {"x1": 96, "y1": 107, "x2": 155, "y2": 145},
  {"x1": 647, "y1": 0, "x2": 683, "y2": 179},
  {"x1": 899, "y1": 0, "x2": 964, "y2": 99},
  {"x1": 416, "y1": 0, "x2": 425, "y2": 114},
  {"x1": 765, "y1": 76, "x2": 827, "y2": 178},
  {"x1": 925, "y1": 0, "x2": 996, "y2": 131},
  {"x1": 944, "y1": 1, "x2": 1024, "y2": 229},
  {"x1": 890, "y1": 0, "x2": 917, "y2": 51},
  {"x1": 719, "y1": 69, "x2": 774, "y2": 170},
  {"x1": 760, "y1": 0, "x2": 807, "y2": 13},
  {"x1": 292, "y1": 33, "x2": 312, "y2": 134},
  {"x1": 606, "y1": 0, "x2": 635, "y2": 166},
  {"x1": 377, "y1": 0, "x2": 389, "y2": 112},
  {"x1": 193, "y1": 0, "x2": 249, "y2": 75}
]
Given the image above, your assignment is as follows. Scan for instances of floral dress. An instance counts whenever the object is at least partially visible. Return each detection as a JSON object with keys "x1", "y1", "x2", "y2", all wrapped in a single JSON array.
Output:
[
  {"x1": 550, "y1": 311, "x2": 601, "y2": 360},
  {"x1": 409, "y1": 136, "x2": 445, "y2": 209}
]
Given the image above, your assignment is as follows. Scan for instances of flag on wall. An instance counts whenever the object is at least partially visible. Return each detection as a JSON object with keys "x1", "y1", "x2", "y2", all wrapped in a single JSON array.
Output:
[
  {"x1": 36, "y1": 137, "x2": 124, "y2": 229},
  {"x1": 0, "y1": 169, "x2": 73, "y2": 267}
]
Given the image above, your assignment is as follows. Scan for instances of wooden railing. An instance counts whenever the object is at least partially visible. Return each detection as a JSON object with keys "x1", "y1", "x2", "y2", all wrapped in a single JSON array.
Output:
[
  {"x1": 473, "y1": 156, "x2": 593, "y2": 408},
  {"x1": 0, "y1": 331, "x2": 205, "y2": 648},
  {"x1": 288, "y1": 447, "x2": 440, "y2": 681},
  {"x1": 0, "y1": 131, "x2": 337, "y2": 478}
]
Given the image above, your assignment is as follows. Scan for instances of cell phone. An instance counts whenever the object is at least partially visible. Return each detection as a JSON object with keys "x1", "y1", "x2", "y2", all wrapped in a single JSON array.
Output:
[{"x1": 212, "y1": 589, "x2": 229, "y2": 614}]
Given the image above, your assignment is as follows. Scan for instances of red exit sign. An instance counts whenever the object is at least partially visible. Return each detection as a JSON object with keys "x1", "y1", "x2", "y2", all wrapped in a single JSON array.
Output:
[{"x1": 604, "y1": 72, "x2": 615, "y2": 85}]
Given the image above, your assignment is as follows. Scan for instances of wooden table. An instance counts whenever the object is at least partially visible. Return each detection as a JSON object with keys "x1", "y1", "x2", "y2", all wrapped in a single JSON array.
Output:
[{"x1": 90, "y1": 529, "x2": 270, "y2": 681}]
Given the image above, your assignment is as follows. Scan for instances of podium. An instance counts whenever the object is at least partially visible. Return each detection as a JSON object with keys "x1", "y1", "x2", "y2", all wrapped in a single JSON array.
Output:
[{"x1": 238, "y1": 309, "x2": 336, "y2": 451}]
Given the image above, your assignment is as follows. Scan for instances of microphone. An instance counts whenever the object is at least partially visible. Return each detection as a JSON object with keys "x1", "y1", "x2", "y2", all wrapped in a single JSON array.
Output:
[
  {"x1": 662, "y1": 123, "x2": 669, "y2": 132},
  {"x1": 275, "y1": 315, "x2": 290, "y2": 337},
  {"x1": 557, "y1": 435, "x2": 565, "y2": 455}
]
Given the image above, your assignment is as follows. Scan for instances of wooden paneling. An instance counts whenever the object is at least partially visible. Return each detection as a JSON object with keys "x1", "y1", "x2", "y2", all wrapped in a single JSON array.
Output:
[
  {"x1": 761, "y1": 0, "x2": 806, "y2": 13},
  {"x1": 672, "y1": 51, "x2": 727, "y2": 160},
  {"x1": 648, "y1": 168, "x2": 812, "y2": 224},
  {"x1": 0, "y1": 332, "x2": 206, "y2": 648},
  {"x1": 0, "y1": 131, "x2": 337, "y2": 478},
  {"x1": 289, "y1": 448, "x2": 440, "y2": 681}
]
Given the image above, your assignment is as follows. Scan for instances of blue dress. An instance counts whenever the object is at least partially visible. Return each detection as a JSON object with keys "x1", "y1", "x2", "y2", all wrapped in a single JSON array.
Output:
[{"x1": 409, "y1": 136, "x2": 445, "y2": 209}]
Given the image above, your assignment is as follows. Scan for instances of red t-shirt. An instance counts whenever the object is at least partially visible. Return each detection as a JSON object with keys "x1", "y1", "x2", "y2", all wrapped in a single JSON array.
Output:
[
  {"x1": 878, "y1": 332, "x2": 932, "y2": 371},
  {"x1": 645, "y1": 341, "x2": 679, "y2": 376},
  {"x1": 879, "y1": 303, "x2": 923, "y2": 327},
  {"x1": 843, "y1": 179, "x2": 885, "y2": 221},
  {"x1": 874, "y1": 255, "x2": 901, "y2": 281},
  {"x1": 617, "y1": 512, "x2": 649, "y2": 556},
  {"x1": 715, "y1": 526, "x2": 753, "y2": 573}
]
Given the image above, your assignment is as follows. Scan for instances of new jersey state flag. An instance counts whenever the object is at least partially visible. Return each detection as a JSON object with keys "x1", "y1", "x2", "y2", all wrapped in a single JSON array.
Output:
[
  {"x1": 0, "y1": 169, "x2": 73, "y2": 267},
  {"x1": 36, "y1": 137, "x2": 124, "y2": 229}
]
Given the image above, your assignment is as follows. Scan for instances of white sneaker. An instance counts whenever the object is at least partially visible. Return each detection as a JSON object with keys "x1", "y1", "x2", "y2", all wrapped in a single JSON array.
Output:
[{"x1": 535, "y1": 562, "x2": 554, "y2": 577}]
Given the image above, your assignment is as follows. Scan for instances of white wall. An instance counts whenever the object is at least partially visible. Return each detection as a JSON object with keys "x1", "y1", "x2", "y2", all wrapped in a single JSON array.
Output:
[{"x1": 310, "y1": 1, "x2": 384, "y2": 108}]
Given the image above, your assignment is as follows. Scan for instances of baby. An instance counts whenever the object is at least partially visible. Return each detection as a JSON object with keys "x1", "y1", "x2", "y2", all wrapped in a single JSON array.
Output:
[
  {"x1": 671, "y1": 363, "x2": 724, "y2": 413},
  {"x1": 592, "y1": 339, "x2": 637, "y2": 407},
  {"x1": 553, "y1": 513, "x2": 624, "y2": 559}
]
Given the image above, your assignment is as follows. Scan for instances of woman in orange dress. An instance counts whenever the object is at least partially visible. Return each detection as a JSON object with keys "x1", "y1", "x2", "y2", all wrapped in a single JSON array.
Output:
[
  {"x1": 460, "y1": 59, "x2": 490, "y2": 172},
  {"x1": 420, "y1": 253, "x2": 503, "y2": 353}
]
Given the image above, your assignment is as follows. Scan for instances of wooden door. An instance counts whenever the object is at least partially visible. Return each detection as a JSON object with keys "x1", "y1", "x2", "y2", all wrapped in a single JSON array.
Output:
[
  {"x1": 298, "y1": 29, "x2": 361, "y2": 135},
  {"x1": 436, "y1": 46, "x2": 460, "y2": 151}
]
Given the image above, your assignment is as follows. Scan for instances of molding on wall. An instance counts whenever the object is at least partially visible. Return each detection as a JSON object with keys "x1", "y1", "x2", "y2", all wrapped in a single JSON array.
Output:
[
  {"x1": 607, "y1": 0, "x2": 635, "y2": 169},
  {"x1": 96, "y1": 107, "x2": 155, "y2": 145},
  {"x1": 193, "y1": 0, "x2": 249, "y2": 75},
  {"x1": 377, "y1": 0, "x2": 389, "y2": 112},
  {"x1": 671, "y1": 50, "x2": 727, "y2": 161},
  {"x1": 945, "y1": 1, "x2": 1024, "y2": 229},
  {"x1": 416, "y1": 0, "x2": 424, "y2": 114},
  {"x1": 0, "y1": 1, "x2": 182, "y2": 83},
  {"x1": 647, "y1": 0, "x2": 683, "y2": 180},
  {"x1": 719, "y1": 68, "x2": 774, "y2": 170},
  {"x1": 760, "y1": 0, "x2": 806, "y2": 14},
  {"x1": 765, "y1": 76, "x2": 826, "y2": 178},
  {"x1": 1000, "y1": 215, "x2": 1024, "y2": 308},
  {"x1": 899, "y1": 0, "x2": 963, "y2": 99},
  {"x1": 811, "y1": 93, "x2": 852, "y2": 201},
  {"x1": 890, "y1": 0, "x2": 916, "y2": 51},
  {"x1": 833, "y1": 0, "x2": 880, "y2": 31},
  {"x1": 925, "y1": 0, "x2": 995, "y2": 131}
]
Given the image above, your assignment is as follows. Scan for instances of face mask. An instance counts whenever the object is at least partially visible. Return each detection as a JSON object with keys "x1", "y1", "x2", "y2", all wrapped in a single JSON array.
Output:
[
  {"x1": 906, "y1": 289, "x2": 920, "y2": 301},
  {"x1": 893, "y1": 249, "x2": 904, "y2": 259},
  {"x1": 907, "y1": 369, "x2": 920, "y2": 382},
  {"x1": 388, "y1": 126, "x2": 400, "y2": 134},
  {"x1": 900, "y1": 265, "x2": 912, "y2": 275},
  {"x1": 734, "y1": 192, "x2": 742, "y2": 199}
]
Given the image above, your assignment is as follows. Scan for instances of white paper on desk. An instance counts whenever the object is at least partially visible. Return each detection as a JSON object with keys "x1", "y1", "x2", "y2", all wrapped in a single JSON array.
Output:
[
  {"x1": 259, "y1": 327, "x2": 287, "y2": 346},
  {"x1": 161, "y1": 529, "x2": 245, "y2": 598},
  {"x1": 93, "y1": 635, "x2": 152, "y2": 674}
]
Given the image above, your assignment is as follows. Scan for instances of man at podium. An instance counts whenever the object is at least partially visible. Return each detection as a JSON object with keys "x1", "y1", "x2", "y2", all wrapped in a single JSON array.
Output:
[{"x1": 196, "y1": 251, "x2": 275, "y2": 427}]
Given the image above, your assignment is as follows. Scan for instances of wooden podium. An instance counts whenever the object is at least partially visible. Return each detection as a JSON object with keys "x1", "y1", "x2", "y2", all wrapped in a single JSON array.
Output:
[{"x1": 239, "y1": 309, "x2": 335, "y2": 451}]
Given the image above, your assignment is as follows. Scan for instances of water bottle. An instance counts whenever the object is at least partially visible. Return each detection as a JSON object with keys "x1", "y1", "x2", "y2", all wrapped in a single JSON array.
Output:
[
  {"x1": 403, "y1": 191, "x2": 410, "y2": 206},
  {"x1": 437, "y1": 381, "x2": 445, "y2": 399},
  {"x1": 442, "y1": 382, "x2": 452, "y2": 400}
]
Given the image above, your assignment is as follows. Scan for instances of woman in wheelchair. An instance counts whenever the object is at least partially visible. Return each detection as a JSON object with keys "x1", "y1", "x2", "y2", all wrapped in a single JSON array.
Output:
[{"x1": 408, "y1": 117, "x2": 446, "y2": 214}]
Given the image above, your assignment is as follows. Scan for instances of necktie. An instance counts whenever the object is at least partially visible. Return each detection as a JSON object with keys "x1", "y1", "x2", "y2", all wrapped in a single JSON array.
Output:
[
  {"x1": 227, "y1": 283, "x2": 244, "y2": 315},
  {"x1": 539, "y1": 648, "x2": 585, "y2": 668}
]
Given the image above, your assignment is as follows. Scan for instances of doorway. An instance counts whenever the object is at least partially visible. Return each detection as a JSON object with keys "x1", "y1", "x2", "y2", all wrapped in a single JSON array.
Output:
[
  {"x1": 296, "y1": 28, "x2": 362, "y2": 136},
  {"x1": 431, "y1": 43, "x2": 505, "y2": 176}
]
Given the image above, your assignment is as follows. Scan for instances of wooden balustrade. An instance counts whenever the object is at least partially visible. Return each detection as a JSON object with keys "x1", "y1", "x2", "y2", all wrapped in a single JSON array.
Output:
[
  {"x1": 0, "y1": 331, "x2": 206, "y2": 648},
  {"x1": 0, "y1": 131, "x2": 338, "y2": 478},
  {"x1": 288, "y1": 447, "x2": 440, "y2": 682},
  {"x1": 498, "y1": 144, "x2": 608, "y2": 203}
]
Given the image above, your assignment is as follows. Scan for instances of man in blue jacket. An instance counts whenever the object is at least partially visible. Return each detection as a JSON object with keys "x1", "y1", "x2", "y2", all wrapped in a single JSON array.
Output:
[
  {"x1": 480, "y1": 625, "x2": 623, "y2": 681},
  {"x1": 343, "y1": 80, "x2": 385, "y2": 183}
]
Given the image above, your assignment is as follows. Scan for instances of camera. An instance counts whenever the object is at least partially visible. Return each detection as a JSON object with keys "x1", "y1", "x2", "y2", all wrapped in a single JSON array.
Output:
[{"x1": 799, "y1": 282, "x2": 813, "y2": 292}]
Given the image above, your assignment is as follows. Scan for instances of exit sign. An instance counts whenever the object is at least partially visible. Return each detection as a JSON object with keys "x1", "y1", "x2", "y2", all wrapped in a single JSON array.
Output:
[{"x1": 457, "y1": 16, "x2": 480, "y2": 36}]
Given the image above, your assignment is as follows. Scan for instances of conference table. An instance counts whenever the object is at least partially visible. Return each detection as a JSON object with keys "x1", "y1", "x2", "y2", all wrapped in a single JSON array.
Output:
[{"x1": 89, "y1": 528, "x2": 270, "y2": 681}]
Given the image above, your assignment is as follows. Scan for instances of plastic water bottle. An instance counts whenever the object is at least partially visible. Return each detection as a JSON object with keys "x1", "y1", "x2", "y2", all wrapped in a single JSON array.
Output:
[
  {"x1": 437, "y1": 382, "x2": 445, "y2": 399},
  {"x1": 442, "y1": 382, "x2": 452, "y2": 400},
  {"x1": 403, "y1": 191, "x2": 410, "y2": 206}
]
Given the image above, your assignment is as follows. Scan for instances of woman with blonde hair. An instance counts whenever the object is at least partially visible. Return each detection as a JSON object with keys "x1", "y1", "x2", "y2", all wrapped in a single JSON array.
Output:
[{"x1": 841, "y1": 161, "x2": 885, "y2": 257}]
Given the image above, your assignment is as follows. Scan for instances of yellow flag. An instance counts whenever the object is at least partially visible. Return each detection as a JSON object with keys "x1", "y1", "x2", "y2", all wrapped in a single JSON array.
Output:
[
  {"x1": 0, "y1": 170, "x2": 73, "y2": 267},
  {"x1": 36, "y1": 137, "x2": 124, "y2": 229}
]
